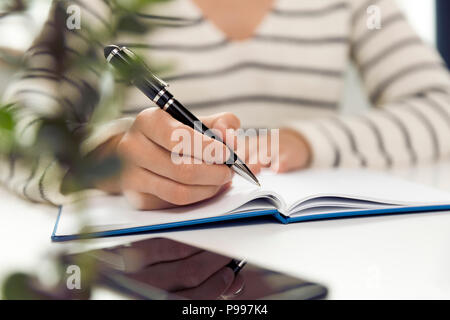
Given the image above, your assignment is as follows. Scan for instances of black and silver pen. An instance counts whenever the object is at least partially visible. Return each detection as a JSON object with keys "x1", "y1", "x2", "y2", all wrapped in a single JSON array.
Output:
[
  {"x1": 226, "y1": 259, "x2": 247, "y2": 275},
  {"x1": 104, "y1": 45, "x2": 260, "y2": 186}
]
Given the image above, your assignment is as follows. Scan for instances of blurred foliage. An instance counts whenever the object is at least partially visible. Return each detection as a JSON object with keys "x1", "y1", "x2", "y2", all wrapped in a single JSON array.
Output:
[
  {"x1": 2, "y1": 252, "x2": 98, "y2": 299},
  {"x1": 114, "y1": 0, "x2": 171, "y2": 33},
  {"x1": 0, "y1": 104, "x2": 15, "y2": 131},
  {"x1": 0, "y1": 0, "x2": 172, "y2": 189},
  {"x1": 115, "y1": 0, "x2": 171, "y2": 13},
  {"x1": 0, "y1": 103, "x2": 16, "y2": 153},
  {"x1": 2, "y1": 273, "x2": 44, "y2": 300},
  {"x1": 0, "y1": 0, "x2": 173, "y2": 300}
]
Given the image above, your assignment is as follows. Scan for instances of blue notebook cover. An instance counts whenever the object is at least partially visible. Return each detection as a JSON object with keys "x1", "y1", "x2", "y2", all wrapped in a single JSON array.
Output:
[{"x1": 51, "y1": 204, "x2": 450, "y2": 242}]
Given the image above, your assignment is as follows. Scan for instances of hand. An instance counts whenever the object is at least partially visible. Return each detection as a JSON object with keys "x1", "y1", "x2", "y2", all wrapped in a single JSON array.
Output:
[
  {"x1": 109, "y1": 238, "x2": 244, "y2": 299},
  {"x1": 117, "y1": 108, "x2": 241, "y2": 210},
  {"x1": 236, "y1": 128, "x2": 311, "y2": 174}
]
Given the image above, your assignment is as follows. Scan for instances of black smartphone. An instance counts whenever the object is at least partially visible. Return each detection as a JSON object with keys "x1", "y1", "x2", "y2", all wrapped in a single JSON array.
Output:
[{"x1": 62, "y1": 237, "x2": 327, "y2": 300}]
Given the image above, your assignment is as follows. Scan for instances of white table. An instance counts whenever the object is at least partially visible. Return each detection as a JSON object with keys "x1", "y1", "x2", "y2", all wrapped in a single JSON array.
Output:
[{"x1": 2, "y1": 163, "x2": 450, "y2": 299}]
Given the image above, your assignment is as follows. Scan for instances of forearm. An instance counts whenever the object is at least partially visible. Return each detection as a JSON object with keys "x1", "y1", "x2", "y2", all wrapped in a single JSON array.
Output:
[
  {"x1": 291, "y1": 90, "x2": 450, "y2": 169},
  {"x1": 287, "y1": 0, "x2": 448, "y2": 169}
]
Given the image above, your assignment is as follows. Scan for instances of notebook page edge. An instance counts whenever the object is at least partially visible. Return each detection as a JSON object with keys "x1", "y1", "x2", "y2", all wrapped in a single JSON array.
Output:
[{"x1": 54, "y1": 185, "x2": 281, "y2": 237}]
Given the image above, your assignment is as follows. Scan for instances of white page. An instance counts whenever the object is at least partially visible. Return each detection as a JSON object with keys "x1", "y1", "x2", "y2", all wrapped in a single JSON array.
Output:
[
  {"x1": 257, "y1": 169, "x2": 450, "y2": 214},
  {"x1": 55, "y1": 175, "x2": 275, "y2": 236}
]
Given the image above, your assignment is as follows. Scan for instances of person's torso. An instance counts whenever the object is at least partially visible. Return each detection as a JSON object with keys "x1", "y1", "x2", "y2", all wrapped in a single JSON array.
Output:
[{"x1": 117, "y1": 0, "x2": 353, "y2": 128}]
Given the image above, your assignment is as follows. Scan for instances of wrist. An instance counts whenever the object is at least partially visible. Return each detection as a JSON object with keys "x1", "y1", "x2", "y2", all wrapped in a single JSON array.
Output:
[
  {"x1": 90, "y1": 134, "x2": 124, "y2": 194},
  {"x1": 61, "y1": 134, "x2": 124, "y2": 195}
]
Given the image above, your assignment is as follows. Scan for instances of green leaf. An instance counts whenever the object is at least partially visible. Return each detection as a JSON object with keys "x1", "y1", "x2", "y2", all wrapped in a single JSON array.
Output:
[
  {"x1": 1, "y1": 273, "x2": 42, "y2": 300},
  {"x1": 0, "y1": 129, "x2": 14, "y2": 153},
  {"x1": 0, "y1": 105, "x2": 15, "y2": 131}
]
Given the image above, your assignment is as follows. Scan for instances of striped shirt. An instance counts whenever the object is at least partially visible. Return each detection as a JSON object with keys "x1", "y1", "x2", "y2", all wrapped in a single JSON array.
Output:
[{"x1": 1, "y1": 0, "x2": 450, "y2": 205}]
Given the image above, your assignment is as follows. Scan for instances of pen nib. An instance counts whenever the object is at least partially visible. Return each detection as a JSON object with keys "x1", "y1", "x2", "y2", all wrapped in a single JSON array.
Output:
[{"x1": 232, "y1": 160, "x2": 261, "y2": 187}]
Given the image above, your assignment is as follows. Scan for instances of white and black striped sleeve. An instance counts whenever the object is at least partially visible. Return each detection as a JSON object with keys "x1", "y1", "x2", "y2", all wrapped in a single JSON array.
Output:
[
  {"x1": 0, "y1": 0, "x2": 121, "y2": 205},
  {"x1": 291, "y1": 0, "x2": 450, "y2": 169}
]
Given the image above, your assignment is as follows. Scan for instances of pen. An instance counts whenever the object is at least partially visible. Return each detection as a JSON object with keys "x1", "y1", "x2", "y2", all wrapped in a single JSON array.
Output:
[
  {"x1": 104, "y1": 45, "x2": 260, "y2": 187},
  {"x1": 226, "y1": 259, "x2": 247, "y2": 275}
]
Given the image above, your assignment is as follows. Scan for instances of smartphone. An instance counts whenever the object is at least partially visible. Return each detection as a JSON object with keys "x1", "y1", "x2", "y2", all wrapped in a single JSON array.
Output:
[{"x1": 62, "y1": 237, "x2": 327, "y2": 300}]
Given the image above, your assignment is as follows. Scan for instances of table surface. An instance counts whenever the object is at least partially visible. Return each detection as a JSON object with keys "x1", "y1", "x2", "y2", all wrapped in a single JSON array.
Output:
[{"x1": 2, "y1": 163, "x2": 450, "y2": 299}]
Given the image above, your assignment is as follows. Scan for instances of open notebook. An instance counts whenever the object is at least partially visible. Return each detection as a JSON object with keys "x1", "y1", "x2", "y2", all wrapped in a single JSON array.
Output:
[{"x1": 52, "y1": 169, "x2": 450, "y2": 241}]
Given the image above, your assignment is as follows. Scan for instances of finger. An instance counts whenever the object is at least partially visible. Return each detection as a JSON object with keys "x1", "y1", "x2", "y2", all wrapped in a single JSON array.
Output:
[
  {"x1": 272, "y1": 155, "x2": 287, "y2": 173},
  {"x1": 123, "y1": 182, "x2": 232, "y2": 210},
  {"x1": 175, "y1": 267, "x2": 235, "y2": 300},
  {"x1": 201, "y1": 112, "x2": 240, "y2": 130},
  {"x1": 121, "y1": 131, "x2": 232, "y2": 186},
  {"x1": 271, "y1": 151, "x2": 301, "y2": 173},
  {"x1": 112, "y1": 238, "x2": 202, "y2": 271},
  {"x1": 123, "y1": 190, "x2": 176, "y2": 210},
  {"x1": 245, "y1": 148, "x2": 262, "y2": 174},
  {"x1": 200, "y1": 112, "x2": 241, "y2": 144},
  {"x1": 234, "y1": 135, "x2": 262, "y2": 174},
  {"x1": 135, "y1": 108, "x2": 230, "y2": 164},
  {"x1": 122, "y1": 166, "x2": 228, "y2": 206},
  {"x1": 221, "y1": 273, "x2": 245, "y2": 298},
  {"x1": 257, "y1": 136, "x2": 273, "y2": 168},
  {"x1": 135, "y1": 252, "x2": 233, "y2": 292},
  {"x1": 235, "y1": 135, "x2": 257, "y2": 164}
]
